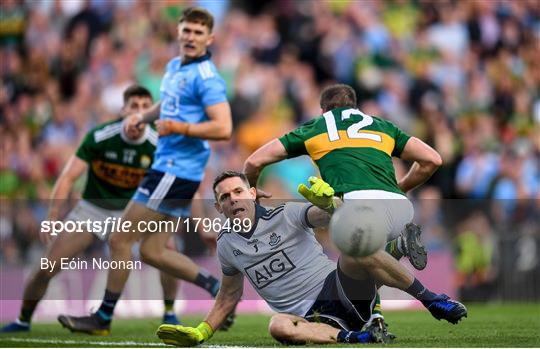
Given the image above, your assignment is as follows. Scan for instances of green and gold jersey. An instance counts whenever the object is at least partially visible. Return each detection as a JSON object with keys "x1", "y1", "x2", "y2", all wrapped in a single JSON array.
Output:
[
  {"x1": 279, "y1": 107, "x2": 410, "y2": 195},
  {"x1": 75, "y1": 118, "x2": 157, "y2": 210}
]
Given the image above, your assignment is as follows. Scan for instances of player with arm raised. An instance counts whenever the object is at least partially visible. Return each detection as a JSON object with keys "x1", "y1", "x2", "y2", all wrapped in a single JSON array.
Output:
[
  {"x1": 244, "y1": 84, "x2": 446, "y2": 335},
  {"x1": 155, "y1": 171, "x2": 466, "y2": 346},
  {"x1": 57, "y1": 7, "x2": 233, "y2": 335},
  {"x1": 1, "y1": 85, "x2": 184, "y2": 333}
]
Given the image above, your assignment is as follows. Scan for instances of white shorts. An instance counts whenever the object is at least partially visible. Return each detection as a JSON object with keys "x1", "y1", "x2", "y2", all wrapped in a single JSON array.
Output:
[
  {"x1": 64, "y1": 200, "x2": 123, "y2": 241},
  {"x1": 343, "y1": 190, "x2": 414, "y2": 239}
]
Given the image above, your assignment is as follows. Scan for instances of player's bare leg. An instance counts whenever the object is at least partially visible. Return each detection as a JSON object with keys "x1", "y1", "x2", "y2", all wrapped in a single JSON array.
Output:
[
  {"x1": 268, "y1": 313, "x2": 388, "y2": 344},
  {"x1": 160, "y1": 236, "x2": 181, "y2": 325},
  {"x1": 58, "y1": 202, "x2": 169, "y2": 335},
  {"x1": 58, "y1": 202, "x2": 221, "y2": 335},
  {"x1": 340, "y1": 251, "x2": 467, "y2": 324},
  {"x1": 106, "y1": 201, "x2": 161, "y2": 293},
  {"x1": 2, "y1": 231, "x2": 94, "y2": 332},
  {"x1": 341, "y1": 251, "x2": 414, "y2": 290},
  {"x1": 139, "y1": 230, "x2": 200, "y2": 282}
]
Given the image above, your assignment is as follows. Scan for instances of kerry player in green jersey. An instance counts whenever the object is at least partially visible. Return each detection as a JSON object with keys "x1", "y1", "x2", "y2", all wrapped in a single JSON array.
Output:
[
  {"x1": 1, "y1": 86, "x2": 182, "y2": 334},
  {"x1": 244, "y1": 84, "x2": 448, "y2": 337}
]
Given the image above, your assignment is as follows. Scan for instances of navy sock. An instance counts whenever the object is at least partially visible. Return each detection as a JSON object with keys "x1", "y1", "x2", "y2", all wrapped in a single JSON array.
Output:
[
  {"x1": 337, "y1": 330, "x2": 371, "y2": 343},
  {"x1": 19, "y1": 301, "x2": 39, "y2": 323},
  {"x1": 405, "y1": 278, "x2": 438, "y2": 306},
  {"x1": 95, "y1": 289, "x2": 121, "y2": 324},
  {"x1": 194, "y1": 269, "x2": 220, "y2": 297}
]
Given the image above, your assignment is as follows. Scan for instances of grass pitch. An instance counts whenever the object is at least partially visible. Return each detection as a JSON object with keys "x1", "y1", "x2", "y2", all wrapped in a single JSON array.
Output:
[{"x1": 1, "y1": 303, "x2": 539, "y2": 347}]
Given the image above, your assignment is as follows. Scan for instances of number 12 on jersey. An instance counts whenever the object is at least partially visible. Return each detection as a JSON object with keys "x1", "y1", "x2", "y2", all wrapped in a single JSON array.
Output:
[{"x1": 323, "y1": 108, "x2": 382, "y2": 143}]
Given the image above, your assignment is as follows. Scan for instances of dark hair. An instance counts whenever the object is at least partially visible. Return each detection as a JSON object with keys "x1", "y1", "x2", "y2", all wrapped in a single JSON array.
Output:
[
  {"x1": 319, "y1": 84, "x2": 357, "y2": 112},
  {"x1": 179, "y1": 7, "x2": 214, "y2": 32},
  {"x1": 123, "y1": 85, "x2": 152, "y2": 104},
  {"x1": 213, "y1": 170, "x2": 250, "y2": 195}
]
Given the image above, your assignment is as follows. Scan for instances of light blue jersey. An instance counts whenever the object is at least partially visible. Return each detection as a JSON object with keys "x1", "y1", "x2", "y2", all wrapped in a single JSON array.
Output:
[{"x1": 152, "y1": 52, "x2": 227, "y2": 181}]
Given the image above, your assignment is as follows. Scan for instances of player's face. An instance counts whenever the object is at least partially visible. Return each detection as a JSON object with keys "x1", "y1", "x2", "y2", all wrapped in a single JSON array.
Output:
[
  {"x1": 178, "y1": 21, "x2": 214, "y2": 60},
  {"x1": 214, "y1": 177, "x2": 257, "y2": 224},
  {"x1": 122, "y1": 95, "x2": 152, "y2": 140}
]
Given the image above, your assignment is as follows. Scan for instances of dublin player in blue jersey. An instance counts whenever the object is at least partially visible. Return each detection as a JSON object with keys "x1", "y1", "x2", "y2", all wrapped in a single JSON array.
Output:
[{"x1": 58, "y1": 7, "x2": 233, "y2": 335}]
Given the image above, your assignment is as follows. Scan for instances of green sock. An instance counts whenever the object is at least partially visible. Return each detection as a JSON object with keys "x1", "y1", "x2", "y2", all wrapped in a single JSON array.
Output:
[
  {"x1": 373, "y1": 293, "x2": 382, "y2": 315},
  {"x1": 385, "y1": 237, "x2": 404, "y2": 260},
  {"x1": 164, "y1": 299, "x2": 175, "y2": 314}
]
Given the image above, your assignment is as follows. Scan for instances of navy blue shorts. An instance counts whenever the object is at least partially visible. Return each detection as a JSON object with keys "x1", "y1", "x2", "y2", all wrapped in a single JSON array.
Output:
[
  {"x1": 132, "y1": 169, "x2": 200, "y2": 217},
  {"x1": 304, "y1": 263, "x2": 377, "y2": 331}
]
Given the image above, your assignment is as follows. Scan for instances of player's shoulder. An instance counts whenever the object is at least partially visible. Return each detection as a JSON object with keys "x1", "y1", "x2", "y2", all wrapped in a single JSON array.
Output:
[
  {"x1": 261, "y1": 202, "x2": 308, "y2": 221},
  {"x1": 89, "y1": 118, "x2": 123, "y2": 143},
  {"x1": 371, "y1": 115, "x2": 403, "y2": 135},
  {"x1": 165, "y1": 56, "x2": 181, "y2": 71},
  {"x1": 259, "y1": 203, "x2": 286, "y2": 221},
  {"x1": 195, "y1": 59, "x2": 220, "y2": 81},
  {"x1": 146, "y1": 127, "x2": 158, "y2": 146}
]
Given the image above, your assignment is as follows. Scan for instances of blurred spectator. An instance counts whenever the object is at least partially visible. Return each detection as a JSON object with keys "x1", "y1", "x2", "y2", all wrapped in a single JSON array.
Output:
[{"x1": 455, "y1": 211, "x2": 498, "y2": 301}]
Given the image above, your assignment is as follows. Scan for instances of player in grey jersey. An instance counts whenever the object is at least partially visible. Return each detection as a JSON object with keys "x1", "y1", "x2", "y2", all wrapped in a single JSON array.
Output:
[{"x1": 156, "y1": 171, "x2": 467, "y2": 346}]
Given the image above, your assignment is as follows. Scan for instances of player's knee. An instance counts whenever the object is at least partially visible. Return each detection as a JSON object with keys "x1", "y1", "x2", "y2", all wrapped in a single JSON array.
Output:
[
  {"x1": 139, "y1": 245, "x2": 162, "y2": 267},
  {"x1": 108, "y1": 232, "x2": 132, "y2": 254},
  {"x1": 268, "y1": 315, "x2": 301, "y2": 344},
  {"x1": 355, "y1": 250, "x2": 384, "y2": 269}
]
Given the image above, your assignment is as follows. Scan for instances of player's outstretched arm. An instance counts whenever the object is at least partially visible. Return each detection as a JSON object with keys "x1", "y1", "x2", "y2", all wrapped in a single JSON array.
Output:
[
  {"x1": 397, "y1": 137, "x2": 443, "y2": 193},
  {"x1": 155, "y1": 102, "x2": 232, "y2": 140},
  {"x1": 125, "y1": 101, "x2": 162, "y2": 131},
  {"x1": 244, "y1": 138, "x2": 288, "y2": 190},
  {"x1": 298, "y1": 177, "x2": 342, "y2": 228},
  {"x1": 156, "y1": 273, "x2": 243, "y2": 347}
]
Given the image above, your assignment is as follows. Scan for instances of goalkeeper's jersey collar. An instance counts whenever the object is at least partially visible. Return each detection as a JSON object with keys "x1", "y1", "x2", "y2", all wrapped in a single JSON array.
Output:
[{"x1": 235, "y1": 204, "x2": 267, "y2": 240}]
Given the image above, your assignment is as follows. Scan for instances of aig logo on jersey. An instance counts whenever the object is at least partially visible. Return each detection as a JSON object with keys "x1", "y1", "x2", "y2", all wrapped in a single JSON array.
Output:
[{"x1": 244, "y1": 250, "x2": 295, "y2": 289}]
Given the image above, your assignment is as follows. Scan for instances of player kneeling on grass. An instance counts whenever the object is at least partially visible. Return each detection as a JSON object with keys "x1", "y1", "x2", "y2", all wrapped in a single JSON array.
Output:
[{"x1": 155, "y1": 172, "x2": 467, "y2": 346}]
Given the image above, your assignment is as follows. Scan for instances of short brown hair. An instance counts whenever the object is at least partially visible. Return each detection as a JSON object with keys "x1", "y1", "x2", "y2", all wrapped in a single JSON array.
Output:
[
  {"x1": 123, "y1": 85, "x2": 152, "y2": 104},
  {"x1": 179, "y1": 7, "x2": 214, "y2": 32},
  {"x1": 213, "y1": 171, "x2": 250, "y2": 197},
  {"x1": 319, "y1": 84, "x2": 357, "y2": 112}
]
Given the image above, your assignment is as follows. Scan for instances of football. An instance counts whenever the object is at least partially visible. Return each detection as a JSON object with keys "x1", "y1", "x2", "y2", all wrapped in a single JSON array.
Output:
[{"x1": 330, "y1": 201, "x2": 389, "y2": 257}]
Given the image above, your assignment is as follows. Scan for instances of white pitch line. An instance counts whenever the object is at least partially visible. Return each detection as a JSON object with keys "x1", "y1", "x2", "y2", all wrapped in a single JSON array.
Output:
[
  {"x1": 1, "y1": 337, "x2": 250, "y2": 348},
  {"x1": 1, "y1": 337, "x2": 166, "y2": 347}
]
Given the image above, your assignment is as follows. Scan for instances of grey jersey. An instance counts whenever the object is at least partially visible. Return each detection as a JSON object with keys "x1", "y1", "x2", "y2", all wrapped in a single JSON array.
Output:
[{"x1": 217, "y1": 202, "x2": 336, "y2": 316}]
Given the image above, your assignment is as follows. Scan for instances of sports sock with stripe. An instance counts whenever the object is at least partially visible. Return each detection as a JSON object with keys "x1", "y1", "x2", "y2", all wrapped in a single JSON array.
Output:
[
  {"x1": 164, "y1": 299, "x2": 175, "y2": 315},
  {"x1": 385, "y1": 237, "x2": 404, "y2": 260},
  {"x1": 405, "y1": 278, "x2": 438, "y2": 306},
  {"x1": 372, "y1": 293, "x2": 382, "y2": 316},
  {"x1": 94, "y1": 289, "x2": 121, "y2": 324},
  {"x1": 194, "y1": 269, "x2": 220, "y2": 297}
]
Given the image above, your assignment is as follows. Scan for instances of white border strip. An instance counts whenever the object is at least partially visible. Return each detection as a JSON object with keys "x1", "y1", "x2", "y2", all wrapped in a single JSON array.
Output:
[{"x1": 1, "y1": 337, "x2": 251, "y2": 348}]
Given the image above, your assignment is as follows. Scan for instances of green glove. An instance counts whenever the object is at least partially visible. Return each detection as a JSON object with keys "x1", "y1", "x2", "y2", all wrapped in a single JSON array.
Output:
[
  {"x1": 156, "y1": 322, "x2": 214, "y2": 347},
  {"x1": 297, "y1": 176, "x2": 336, "y2": 213}
]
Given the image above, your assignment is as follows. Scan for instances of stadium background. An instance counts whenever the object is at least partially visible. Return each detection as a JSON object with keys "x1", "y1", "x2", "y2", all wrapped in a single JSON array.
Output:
[{"x1": 1, "y1": 0, "x2": 539, "y2": 323}]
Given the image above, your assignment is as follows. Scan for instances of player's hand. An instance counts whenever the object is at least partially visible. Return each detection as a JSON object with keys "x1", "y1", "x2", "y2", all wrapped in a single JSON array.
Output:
[
  {"x1": 124, "y1": 113, "x2": 144, "y2": 132},
  {"x1": 298, "y1": 176, "x2": 336, "y2": 213},
  {"x1": 156, "y1": 322, "x2": 213, "y2": 347},
  {"x1": 155, "y1": 119, "x2": 189, "y2": 137},
  {"x1": 255, "y1": 188, "x2": 272, "y2": 200},
  {"x1": 199, "y1": 230, "x2": 217, "y2": 254}
]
